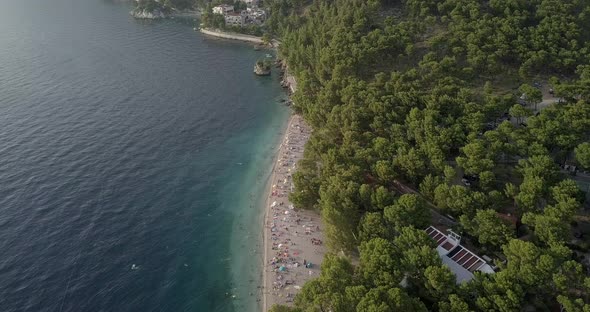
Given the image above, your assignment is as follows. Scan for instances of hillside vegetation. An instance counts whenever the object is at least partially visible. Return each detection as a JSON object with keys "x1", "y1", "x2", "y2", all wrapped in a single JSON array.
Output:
[{"x1": 267, "y1": 0, "x2": 590, "y2": 311}]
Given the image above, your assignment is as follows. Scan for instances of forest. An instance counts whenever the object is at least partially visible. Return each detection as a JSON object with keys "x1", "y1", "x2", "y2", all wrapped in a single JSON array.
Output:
[{"x1": 265, "y1": 0, "x2": 590, "y2": 311}]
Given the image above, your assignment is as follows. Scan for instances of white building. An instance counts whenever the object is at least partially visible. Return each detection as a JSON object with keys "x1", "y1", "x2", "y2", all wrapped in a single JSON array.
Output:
[
  {"x1": 224, "y1": 12, "x2": 245, "y2": 27},
  {"x1": 242, "y1": 8, "x2": 266, "y2": 24},
  {"x1": 212, "y1": 4, "x2": 234, "y2": 15},
  {"x1": 425, "y1": 226, "x2": 495, "y2": 283},
  {"x1": 242, "y1": 0, "x2": 259, "y2": 7}
]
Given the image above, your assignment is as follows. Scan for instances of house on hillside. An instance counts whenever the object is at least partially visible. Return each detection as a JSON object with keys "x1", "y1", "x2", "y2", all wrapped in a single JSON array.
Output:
[
  {"x1": 244, "y1": 7, "x2": 266, "y2": 24},
  {"x1": 425, "y1": 226, "x2": 495, "y2": 283},
  {"x1": 212, "y1": 4, "x2": 234, "y2": 15},
  {"x1": 224, "y1": 12, "x2": 245, "y2": 27},
  {"x1": 242, "y1": 0, "x2": 259, "y2": 7}
]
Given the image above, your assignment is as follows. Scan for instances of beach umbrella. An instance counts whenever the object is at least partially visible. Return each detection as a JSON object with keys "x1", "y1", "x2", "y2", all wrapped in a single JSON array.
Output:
[{"x1": 279, "y1": 266, "x2": 286, "y2": 272}]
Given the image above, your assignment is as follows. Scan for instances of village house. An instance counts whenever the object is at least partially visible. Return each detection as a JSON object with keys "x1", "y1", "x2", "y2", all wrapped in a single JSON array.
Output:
[
  {"x1": 425, "y1": 226, "x2": 495, "y2": 283},
  {"x1": 242, "y1": 0, "x2": 259, "y2": 7},
  {"x1": 212, "y1": 4, "x2": 265, "y2": 27},
  {"x1": 243, "y1": 7, "x2": 266, "y2": 24},
  {"x1": 212, "y1": 4, "x2": 234, "y2": 15},
  {"x1": 224, "y1": 12, "x2": 246, "y2": 27}
]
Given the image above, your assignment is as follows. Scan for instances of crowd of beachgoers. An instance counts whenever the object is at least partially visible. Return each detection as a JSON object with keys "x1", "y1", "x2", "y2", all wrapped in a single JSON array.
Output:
[{"x1": 262, "y1": 115, "x2": 326, "y2": 310}]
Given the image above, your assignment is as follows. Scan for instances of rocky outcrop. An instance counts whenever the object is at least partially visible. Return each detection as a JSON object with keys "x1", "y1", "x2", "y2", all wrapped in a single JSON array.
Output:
[
  {"x1": 254, "y1": 64, "x2": 271, "y2": 76},
  {"x1": 130, "y1": 8, "x2": 167, "y2": 19},
  {"x1": 254, "y1": 59, "x2": 272, "y2": 76}
]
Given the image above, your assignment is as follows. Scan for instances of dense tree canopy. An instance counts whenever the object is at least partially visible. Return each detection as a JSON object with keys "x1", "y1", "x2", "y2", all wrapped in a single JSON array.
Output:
[{"x1": 266, "y1": 0, "x2": 590, "y2": 310}]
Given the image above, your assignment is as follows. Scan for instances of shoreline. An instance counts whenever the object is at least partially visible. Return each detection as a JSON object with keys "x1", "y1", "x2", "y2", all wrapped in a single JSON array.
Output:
[
  {"x1": 200, "y1": 28, "x2": 265, "y2": 44},
  {"x1": 260, "y1": 115, "x2": 295, "y2": 311},
  {"x1": 191, "y1": 26, "x2": 321, "y2": 309},
  {"x1": 261, "y1": 113, "x2": 326, "y2": 311},
  {"x1": 199, "y1": 28, "x2": 281, "y2": 48}
]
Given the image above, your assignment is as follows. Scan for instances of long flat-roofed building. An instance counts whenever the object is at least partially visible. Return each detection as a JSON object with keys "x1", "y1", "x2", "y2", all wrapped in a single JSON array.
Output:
[
  {"x1": 212, "y1": 4, "x2": 234, "y2": 15},
  {"x1": 425, "y1": 226, "x2": 495, "y2": 283}
]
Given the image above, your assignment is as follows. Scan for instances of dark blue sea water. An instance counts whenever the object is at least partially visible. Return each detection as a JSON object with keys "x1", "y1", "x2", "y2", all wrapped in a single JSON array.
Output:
[{"x1": 0, "y1": 0, "x2": 289, "y2": 311}]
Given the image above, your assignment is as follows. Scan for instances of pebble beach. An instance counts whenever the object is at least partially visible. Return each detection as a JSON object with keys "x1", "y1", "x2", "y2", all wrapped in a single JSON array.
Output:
[{"x1": 261, "y1": 115, "x2": 326, "y2": 311}]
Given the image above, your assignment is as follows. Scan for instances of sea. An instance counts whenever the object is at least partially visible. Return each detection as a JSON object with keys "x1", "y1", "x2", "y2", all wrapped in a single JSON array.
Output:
[{"x1": 0, "y1": 0, "x2": 289, "y2": 311}]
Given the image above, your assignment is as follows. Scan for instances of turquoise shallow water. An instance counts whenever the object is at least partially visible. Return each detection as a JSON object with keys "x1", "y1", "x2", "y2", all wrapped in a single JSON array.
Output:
[{"x1": 0, "y1": 0, "x2": 288, "y2": 311}]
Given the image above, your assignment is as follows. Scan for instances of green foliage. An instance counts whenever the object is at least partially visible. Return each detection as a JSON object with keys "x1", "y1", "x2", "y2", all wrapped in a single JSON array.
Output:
[
  {"x1": 201, "y1": 11, "x2": 226, "y2": 29},
  {"x1": 358, "y1": 212, "x2": 393, "y2": 242},
  {"x1": 419, "y1": 174, "x2": 443, "y2": 200},
  {"x1": 439, "y1": 294, "x2": 472, "y2": 312},
  {"x1": 478, "y1": 171, "x2": 495, "y2": 190},
  {"x1": 443, "y1": 166, "x2": 456, "y2": 185},
  {"x1": 575, "y1": 142, "x2": 590, "y2": 169},
  {"x1": 514, "y1": 175, "x2": 545, "y2": 213},
  {"x1": 518, "y1": 83, "x2": 543, "y2": 110},
  {"x1": 265, "y1": 0, "x2": 590, "y2": 309},
  {"x1": 393, "y1": 227, "x2": 442, "y2": 286},
  {"x1": 557, "y1": 296, "x2": 590, "y2": 312},
  {"x1": 289, "y1": 157, "x2": 321, "y2": 210},
  {"x1": 372, "y1": 186, "x2": 395, "y2": 210},
  {"x1": 356, "y1": 286, "x2": 428, "y2": 312},
  {"x1": 552, "y1": 179, "x2": 584, "y2": 203},
  {"x1": 509, "y1": 104, "x2": 532, "y2": 125},
  {"x1": 319, "y1": 175, "x2": 361, "y2": 251},
  {"x1": 424, "y1": 266, "x2": 456, "y2": 300},
  {"x1": 294, "y1": 253, "x2": 356, "y2": 312},
  {"x1": 434, "y1": 184, "x2": 485, "y2": 217},
  {"x1": 256, "y1": 58, "x2": 272, "y2": 71},
  {"x1": 460, "y1": 209, "x2": 514, "y2": 248},
  {"x1": 135, "y1": 0, "x2": 167, "y2": 12},
  {"x1": 268, "y1": 305, "x2": 301, "y2": 312},
  {"x1": 384, "y1": 194, "x2": 431, "y2": 230},
  {"x1": 359, "y1": 238, "x2": 403, "y2": 287},
  {"x1": 456, "y1": 140, "x2": 495, "y2": 176},
  {"x1": 517, "y1": 155, "x2": 559, "y2": 182},
  {"x1": 523, "y1": 196, "x2": 579, "y2": 244}
]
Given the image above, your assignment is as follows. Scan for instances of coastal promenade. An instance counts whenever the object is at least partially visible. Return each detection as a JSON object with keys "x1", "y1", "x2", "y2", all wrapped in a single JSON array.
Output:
[
  {"x1": 261, "y1": 115, "x2": 326, "y2": 311},
  {"x1": 200, "y1": 28, "x2": 264, "y2": 44}
]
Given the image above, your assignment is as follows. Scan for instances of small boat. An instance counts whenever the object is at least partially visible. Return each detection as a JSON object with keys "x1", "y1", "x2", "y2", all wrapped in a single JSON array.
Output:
[{"x1": 265, "y1": 53, "x2": 272, "y2": 58}]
